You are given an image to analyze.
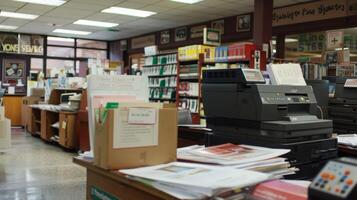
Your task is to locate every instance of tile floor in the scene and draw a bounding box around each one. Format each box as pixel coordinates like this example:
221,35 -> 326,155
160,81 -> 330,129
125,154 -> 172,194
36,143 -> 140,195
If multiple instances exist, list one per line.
0,129 -> 86,200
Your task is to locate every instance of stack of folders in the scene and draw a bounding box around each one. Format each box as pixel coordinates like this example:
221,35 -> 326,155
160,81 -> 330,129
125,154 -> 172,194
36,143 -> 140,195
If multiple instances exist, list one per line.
120,162 -> 271,200
177,144 -> 298,178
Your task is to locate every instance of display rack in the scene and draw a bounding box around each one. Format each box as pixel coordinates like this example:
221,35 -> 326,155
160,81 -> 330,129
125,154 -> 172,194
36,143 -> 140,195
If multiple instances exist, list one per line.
142,52 -> 178,103
177,54 -> 204,125
28,88 -> 82,150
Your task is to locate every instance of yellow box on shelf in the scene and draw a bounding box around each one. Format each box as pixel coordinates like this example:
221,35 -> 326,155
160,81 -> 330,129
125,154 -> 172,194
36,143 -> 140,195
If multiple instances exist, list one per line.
178,45 -> 212,61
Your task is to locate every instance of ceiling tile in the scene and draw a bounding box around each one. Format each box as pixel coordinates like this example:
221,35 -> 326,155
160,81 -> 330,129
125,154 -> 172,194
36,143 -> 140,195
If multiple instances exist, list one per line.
0,0 -> 314,40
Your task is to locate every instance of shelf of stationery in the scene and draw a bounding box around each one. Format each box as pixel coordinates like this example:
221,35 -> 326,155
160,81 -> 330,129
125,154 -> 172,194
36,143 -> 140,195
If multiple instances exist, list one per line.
149,86 -> 177,89
143,63 -> 178,67
149,98 -> 176,102
144,51 -> 178,58
144,52 -> 179,103
177,54 -> 204,125
147,74 -> 177,78
203,59 -> 250,64
203,59 -> 251,69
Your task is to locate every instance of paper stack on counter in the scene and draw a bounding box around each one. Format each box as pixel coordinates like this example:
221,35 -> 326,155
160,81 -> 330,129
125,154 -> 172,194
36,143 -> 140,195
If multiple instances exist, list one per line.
337,134 -> 357,147
250,180 -> 309,200
120,162 -> 272,200
177,144 -> 297,177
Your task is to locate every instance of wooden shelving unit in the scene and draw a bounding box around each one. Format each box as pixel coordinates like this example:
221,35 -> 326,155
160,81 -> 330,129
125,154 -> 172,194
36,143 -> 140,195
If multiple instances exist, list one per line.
177,54 -> 204,125
28,88 -> 83,150
143,52 -> 178,103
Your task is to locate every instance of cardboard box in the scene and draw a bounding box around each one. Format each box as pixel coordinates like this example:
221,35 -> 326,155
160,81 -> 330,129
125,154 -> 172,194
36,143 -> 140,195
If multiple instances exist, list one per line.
0,118 -> 11,150
94,105 -> 177,170
30,88 -> 45,97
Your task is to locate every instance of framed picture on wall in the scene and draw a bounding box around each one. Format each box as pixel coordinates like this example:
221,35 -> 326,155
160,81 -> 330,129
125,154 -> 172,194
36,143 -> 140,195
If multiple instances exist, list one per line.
160,30 -> 170,44
236,14 -> 251,32
175,27 -> 187,42
2,58 -> 27,94
211,19 -> 225,35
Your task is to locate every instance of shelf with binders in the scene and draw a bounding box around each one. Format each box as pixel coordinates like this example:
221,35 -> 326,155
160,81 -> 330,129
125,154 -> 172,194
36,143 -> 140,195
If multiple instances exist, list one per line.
143,53 -> 177,66
144,51 -> 178,58
144,52 -> 179,103
177,54 -> 204,125
203,58 -> 252,70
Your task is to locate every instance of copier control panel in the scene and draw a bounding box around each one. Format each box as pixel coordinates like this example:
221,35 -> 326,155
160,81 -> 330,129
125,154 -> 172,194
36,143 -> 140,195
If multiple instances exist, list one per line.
309,158 -> 357,200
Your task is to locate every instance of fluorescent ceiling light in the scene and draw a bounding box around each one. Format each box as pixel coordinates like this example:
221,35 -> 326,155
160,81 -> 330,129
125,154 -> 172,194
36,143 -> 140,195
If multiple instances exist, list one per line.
47,36 -> 74,42
271,38 -> 298,45
335,48 -> 349,51
0,11 -> 38,19
13,0 -> 66,6
53,29 -> 91,35
170,0 -> 204,4
0,25 -> 18,30
73,20 -> 118,28
285,38 -> 298,43
102,7 -> 157,17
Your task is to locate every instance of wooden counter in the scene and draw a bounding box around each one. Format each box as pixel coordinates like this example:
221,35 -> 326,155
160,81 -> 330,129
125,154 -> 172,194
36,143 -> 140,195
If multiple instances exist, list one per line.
3,95 -> 24,126
73,157 -> 178,200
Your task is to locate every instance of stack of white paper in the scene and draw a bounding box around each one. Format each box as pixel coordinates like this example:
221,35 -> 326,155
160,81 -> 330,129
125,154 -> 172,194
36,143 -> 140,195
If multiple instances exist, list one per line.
267,63 -> 306,86
120,162 -> 271,199
338,134 -> 357,147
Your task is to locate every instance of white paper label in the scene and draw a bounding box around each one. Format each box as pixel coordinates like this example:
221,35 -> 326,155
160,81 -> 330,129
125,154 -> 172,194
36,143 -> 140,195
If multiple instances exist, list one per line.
128,108 -> 156,124
8,87 -> 15,95
113,108 -> 158,149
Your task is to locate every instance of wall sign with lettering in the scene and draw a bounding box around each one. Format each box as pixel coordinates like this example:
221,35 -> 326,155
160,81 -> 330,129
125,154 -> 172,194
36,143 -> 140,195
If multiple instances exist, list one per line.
0,33 -> 44,55
190,25 -> 206,39
131,35 -> 156,49
273,0 -> 347,27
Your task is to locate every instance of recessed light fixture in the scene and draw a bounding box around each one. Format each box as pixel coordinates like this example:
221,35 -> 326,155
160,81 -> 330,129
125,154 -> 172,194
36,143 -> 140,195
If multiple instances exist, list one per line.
13,0 -> 66,6
53,29 -> 91,35
0,25 -> 18,30
170,0 -> 204,4
102,7 -> 157,17
47,36 -> 74,42
73,20 -> 118,28
0,11 -> 38,19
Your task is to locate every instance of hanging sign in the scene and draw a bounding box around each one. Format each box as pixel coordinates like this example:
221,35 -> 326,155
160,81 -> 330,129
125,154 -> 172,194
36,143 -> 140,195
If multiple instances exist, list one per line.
203,28 -> 221,46
326,31 -> 344,50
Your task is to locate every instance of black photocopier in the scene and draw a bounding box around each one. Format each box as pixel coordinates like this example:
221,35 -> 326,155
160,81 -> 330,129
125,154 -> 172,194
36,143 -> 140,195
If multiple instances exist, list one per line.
202,68 -> 337,179
328,77 -> 357,134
